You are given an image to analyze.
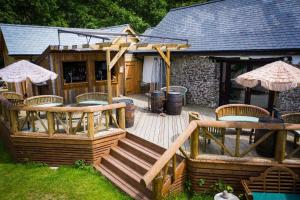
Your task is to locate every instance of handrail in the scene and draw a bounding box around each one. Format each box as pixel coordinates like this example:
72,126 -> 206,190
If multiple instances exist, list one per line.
141,121 -> 198,186
141,119 -> 300,187
12,102 -> 126,113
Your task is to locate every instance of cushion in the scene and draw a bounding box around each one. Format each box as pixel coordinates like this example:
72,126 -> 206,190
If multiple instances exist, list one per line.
253,192 -> 300,200
79,100 -> 108,105
33,103 -> 63,107
218,115 -> 259,122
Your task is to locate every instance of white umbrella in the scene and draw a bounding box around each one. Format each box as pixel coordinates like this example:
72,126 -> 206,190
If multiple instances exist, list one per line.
235,61 -> 300,92
0,60 -> 57,83
235,61 -> 300,111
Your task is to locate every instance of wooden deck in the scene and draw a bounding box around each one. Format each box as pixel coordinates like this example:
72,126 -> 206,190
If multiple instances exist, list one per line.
122,94 -> 300,159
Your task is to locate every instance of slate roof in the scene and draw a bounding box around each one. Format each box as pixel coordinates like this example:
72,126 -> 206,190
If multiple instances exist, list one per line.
143,0 -> 300,52
0,23 -> 130,55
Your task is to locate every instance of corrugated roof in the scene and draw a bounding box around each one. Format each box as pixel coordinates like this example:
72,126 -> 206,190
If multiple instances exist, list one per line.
0,23 -> 129,55
143,0 -> 300,52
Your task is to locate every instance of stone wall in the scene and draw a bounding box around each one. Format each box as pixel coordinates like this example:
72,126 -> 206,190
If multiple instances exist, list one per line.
277,64 -> 300,113
170,54 -> 220,107
278,87 -> 300,113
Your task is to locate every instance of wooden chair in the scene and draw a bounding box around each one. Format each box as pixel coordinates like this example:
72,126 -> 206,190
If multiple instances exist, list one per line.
188,112 -> 225,154
75,92 -> 108,104
282,113 -> 300,148
241,166 -> 300,200
216,104 -> 270,143
216,104 -> 270,120
24,95 -> 63,106
1,92 -> 24,106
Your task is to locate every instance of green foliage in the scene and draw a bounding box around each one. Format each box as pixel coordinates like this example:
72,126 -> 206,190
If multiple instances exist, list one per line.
74,159 -> 95,174
210,180 -> 234,193
0,0 -> 208,33
198,178 -> 205,187
184,178 -> 192,195
25,161 -> 48,168
0,140 -> 11,163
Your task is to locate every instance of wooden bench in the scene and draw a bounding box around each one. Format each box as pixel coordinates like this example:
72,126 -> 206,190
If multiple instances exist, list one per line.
241,166 -> 300,200
1,91 -> 24,106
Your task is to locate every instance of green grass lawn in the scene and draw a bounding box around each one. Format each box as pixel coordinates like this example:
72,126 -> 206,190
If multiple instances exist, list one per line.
0,141 -> 131,200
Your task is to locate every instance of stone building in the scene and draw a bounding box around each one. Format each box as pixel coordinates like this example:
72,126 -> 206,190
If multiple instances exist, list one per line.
136,0 -> 300,112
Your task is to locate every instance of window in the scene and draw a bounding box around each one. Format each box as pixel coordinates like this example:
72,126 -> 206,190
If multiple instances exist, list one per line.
95,61 -> 107,81
63,61 -> 87,83
95,61 -> 117,81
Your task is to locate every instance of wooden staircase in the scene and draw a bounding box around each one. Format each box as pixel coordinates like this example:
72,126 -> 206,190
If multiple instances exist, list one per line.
94,133 -> 168,200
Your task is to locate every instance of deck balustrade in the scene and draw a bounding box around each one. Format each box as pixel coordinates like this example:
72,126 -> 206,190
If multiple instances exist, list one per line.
141,116 -> 300,199
0,98 -> 126,139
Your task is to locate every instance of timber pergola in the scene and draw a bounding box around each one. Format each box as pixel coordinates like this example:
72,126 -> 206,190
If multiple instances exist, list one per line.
56,29 -> 190,104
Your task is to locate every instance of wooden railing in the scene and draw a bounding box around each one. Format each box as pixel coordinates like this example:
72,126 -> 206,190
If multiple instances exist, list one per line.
141,117 -> 300,199
0,99 -> 126,139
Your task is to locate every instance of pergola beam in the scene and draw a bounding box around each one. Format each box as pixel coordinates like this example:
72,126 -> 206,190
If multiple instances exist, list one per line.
109,47 -> 128,70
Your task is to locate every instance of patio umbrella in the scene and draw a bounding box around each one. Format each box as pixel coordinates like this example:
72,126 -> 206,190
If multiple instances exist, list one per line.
235,61 -> 300,111
0,60 -> 57,83
0,60 -> 57,97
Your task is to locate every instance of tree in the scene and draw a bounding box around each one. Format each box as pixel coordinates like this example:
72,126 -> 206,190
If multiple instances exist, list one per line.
0,0 -> 208,33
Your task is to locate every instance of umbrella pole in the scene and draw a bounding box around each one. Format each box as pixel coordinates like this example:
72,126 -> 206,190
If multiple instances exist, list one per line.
25,78 -> 33,97
268,90 -> 276,113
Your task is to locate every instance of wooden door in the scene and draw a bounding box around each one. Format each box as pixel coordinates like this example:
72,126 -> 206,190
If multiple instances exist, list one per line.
125,61 -> 142,95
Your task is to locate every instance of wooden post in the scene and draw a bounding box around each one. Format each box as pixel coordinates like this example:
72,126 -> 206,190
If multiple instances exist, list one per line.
235,128 -> 241,157
275,130 -> 287,163
190,126 -> 199,159
87,112 -> 95,138
9,110 -> 18,134
67,112 -> 73,134
117,107 -> 125,129
106,50 -> 112,104
166,49 -> 171,93
105,110 -> 109,129
152,175 -> 163,200
30,112 -> 35,132
172,155 -> 176,182
47,112 -> 55,137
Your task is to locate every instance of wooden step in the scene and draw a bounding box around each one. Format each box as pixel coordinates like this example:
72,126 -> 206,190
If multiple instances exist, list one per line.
110,147 -> 152,175
95,164 -> 151,200
118,138 -> 161,164
126,133 -> 165,154
101,155 -> 152,197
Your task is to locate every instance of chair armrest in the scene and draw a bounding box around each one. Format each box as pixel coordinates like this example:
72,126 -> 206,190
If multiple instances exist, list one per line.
241,180 -> 253,200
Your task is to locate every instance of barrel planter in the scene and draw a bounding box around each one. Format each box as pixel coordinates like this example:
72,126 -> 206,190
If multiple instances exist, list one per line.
116,99 -> 135,128
166,92 -> 182,115
255,117 -> 283,157
151,90 -> 164,113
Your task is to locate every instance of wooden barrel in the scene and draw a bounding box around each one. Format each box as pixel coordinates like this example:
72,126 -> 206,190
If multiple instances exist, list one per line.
151,91 -> 164,113
166,92 -> 182,115
116,99 -> 135,128
255,117 -> 283,157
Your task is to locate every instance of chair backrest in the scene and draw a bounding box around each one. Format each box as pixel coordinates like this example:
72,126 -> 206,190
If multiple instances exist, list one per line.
244,166 -> 300,193
161,86 -> 187,94
24,95 -> 63,106
1,92 -> 23,100
75,92 -> 108,103
215,104 -> 270,120
282,113 -> 300,124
